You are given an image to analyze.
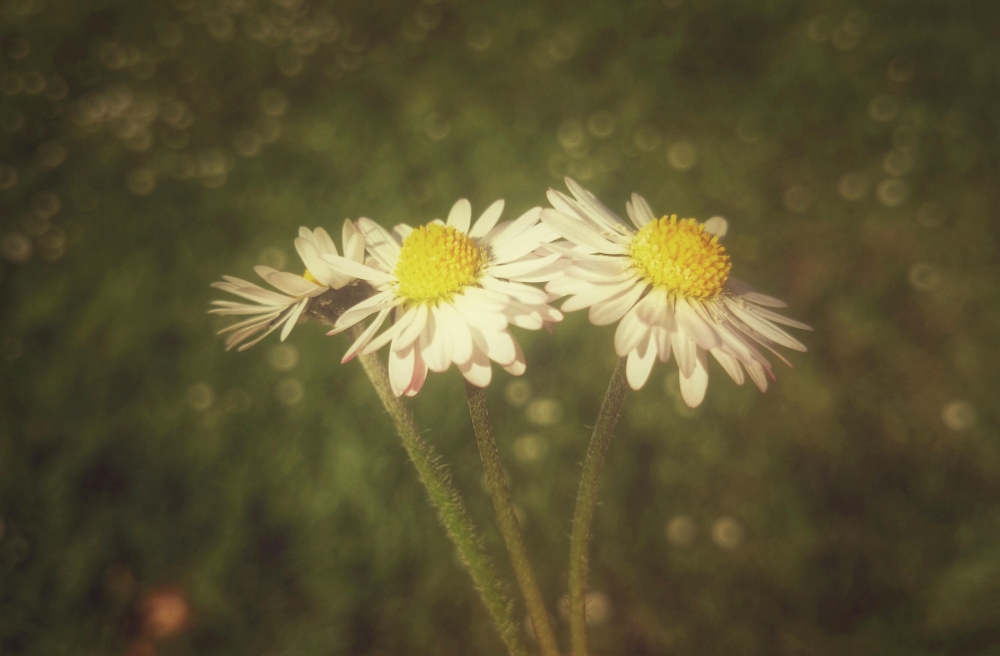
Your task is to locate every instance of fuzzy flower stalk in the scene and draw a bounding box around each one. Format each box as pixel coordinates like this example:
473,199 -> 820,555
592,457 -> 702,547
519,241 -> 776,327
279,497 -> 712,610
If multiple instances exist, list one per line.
543,178 -> 810,656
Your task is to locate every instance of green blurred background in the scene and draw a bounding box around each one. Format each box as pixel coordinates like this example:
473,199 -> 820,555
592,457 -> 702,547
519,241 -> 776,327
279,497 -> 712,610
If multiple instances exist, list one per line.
2,0 -> 999,654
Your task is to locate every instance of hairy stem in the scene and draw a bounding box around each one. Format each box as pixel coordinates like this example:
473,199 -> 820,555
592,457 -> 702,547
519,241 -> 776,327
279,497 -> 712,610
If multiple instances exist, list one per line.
568,358 -> 629,656
465,382 -> 561,656
347,326 -> 527,656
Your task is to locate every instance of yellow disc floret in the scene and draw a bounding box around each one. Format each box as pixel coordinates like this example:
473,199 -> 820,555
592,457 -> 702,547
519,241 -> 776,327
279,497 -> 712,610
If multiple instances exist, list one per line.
628,215 -> 731,298
395,224 -> 487,303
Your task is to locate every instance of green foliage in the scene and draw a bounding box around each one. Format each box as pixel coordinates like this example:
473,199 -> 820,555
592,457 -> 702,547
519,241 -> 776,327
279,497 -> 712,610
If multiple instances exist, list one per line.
2,0 -> 999,654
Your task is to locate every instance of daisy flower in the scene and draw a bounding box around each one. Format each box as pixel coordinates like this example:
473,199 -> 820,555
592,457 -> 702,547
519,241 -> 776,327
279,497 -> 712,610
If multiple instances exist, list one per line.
322,199 -> 564,396
541,178 -> 810,407
210,220 -> 364,351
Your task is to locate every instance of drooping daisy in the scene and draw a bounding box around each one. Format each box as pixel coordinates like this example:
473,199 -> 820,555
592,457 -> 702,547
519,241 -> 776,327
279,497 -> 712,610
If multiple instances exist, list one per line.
541,178 -> 810,407
322,199 -> 564,396
210,220 -> 364,351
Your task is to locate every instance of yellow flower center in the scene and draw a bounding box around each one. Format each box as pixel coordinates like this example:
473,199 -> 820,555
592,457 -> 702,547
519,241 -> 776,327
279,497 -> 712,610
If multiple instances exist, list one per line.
628,216 -> 731,298
395,224 -> 486,303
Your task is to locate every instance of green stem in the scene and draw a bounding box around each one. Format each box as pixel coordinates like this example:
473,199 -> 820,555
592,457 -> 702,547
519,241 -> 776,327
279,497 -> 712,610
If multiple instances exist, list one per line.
355,349 -> 528,656
568,358 -> 629,656
465,382 -> 561,656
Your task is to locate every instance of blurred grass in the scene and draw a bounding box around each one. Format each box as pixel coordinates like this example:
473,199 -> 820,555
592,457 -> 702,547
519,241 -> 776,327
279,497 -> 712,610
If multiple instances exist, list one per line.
1,0 -> 1000,654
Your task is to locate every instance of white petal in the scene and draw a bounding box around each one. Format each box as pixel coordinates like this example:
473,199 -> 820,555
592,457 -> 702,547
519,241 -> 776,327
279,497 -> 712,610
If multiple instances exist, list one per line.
671,331 -> 697,377
392,224 -> 413,242
674,297 -> 720,350
745,359 -> 769,392
404,347 -> 428,397
469,199 -> 505,239
501,340 -> 526,376
679,349 -> 709,407
458,347 -> 492,388
711,347 -> 745,385
540,209 -> 628,254
727,278 -> 787,307
723,297 -> 807,351
217,311 -> 281,336
423,308 -> 451,372
614,304 -> 649,357
447,199 -> 472,233
490,226 -> 562,264
343,219 -> 365,263
482,206 -> 540,247
453,295 -> 508,331
625,193 -> 656,228
214,277 -> 293,306
357,217 -> 401,270
626,332 -> 657,390
341,308 -> 391,362
742,304 -> 812,331
332,290 -> 401,332
633,287 -> 672,327
489,254 -> 562,280
564,178 -> 631,233
479,276 -> 548,304
469,326 -> 517,366
255,266 -> 327,297
320,254 -> 395,285
562,277 -> 642,313
703,216 -> 728,238
388,344 -> 416,397
587,280 -> 647,326
279,298 -> 309,341
654,326 -> 672,362
393,303 -> 429,352
436,301 -> 473,364
362,306 -> 417,354
462,287 -> 510,311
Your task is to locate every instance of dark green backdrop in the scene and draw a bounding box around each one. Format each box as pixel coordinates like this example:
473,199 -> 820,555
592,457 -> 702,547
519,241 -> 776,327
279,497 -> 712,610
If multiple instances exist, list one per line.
2,0 -> 999,654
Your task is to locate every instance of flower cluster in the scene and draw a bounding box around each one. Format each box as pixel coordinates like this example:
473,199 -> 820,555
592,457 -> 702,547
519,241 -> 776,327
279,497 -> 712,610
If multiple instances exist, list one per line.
212,180 -> 810,405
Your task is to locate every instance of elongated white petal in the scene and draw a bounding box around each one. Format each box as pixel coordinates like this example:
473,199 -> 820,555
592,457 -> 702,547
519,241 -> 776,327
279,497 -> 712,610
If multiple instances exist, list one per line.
453,295 -> 508,331
362,306 -> 417,354
388,343 -> 416,397
482,206 -> 541,247
625,193 -> 655,228
588,280 -> 646,326
447,199 -> 472,234
626,331 -> 658,390
479,276 -> 548,305
423,308 -> 451,372
214,277 -> 294,306
722,297 -> 807,351
320,254 -> 395,285
675,297 -> 720,350
679,349 -> 709,407
343,220 -> 365,263
255,266 -> 327,297
711,347 -> 744,385
357,217 -> 401,270
279,298 -> 309,341
459,347 -> 492,388
332,291 -> 402,332
469,199 -> 505,239
540,209 -> 627,254
436,301 -> 474,365
501,339 -> 526,376
562,277 -> 641,313
703,216 -> 728,238
341,308 -> 391,362
615,305 -> 649,357
393,303 -> 429,352
489,255 -> 563,286
671,331 -> 697,378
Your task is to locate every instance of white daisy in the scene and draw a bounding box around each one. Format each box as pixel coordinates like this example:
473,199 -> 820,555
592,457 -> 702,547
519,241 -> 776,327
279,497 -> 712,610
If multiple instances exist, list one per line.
541,178 -> 811,407
210,220 -> 364,351
322,199 -> 564,397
